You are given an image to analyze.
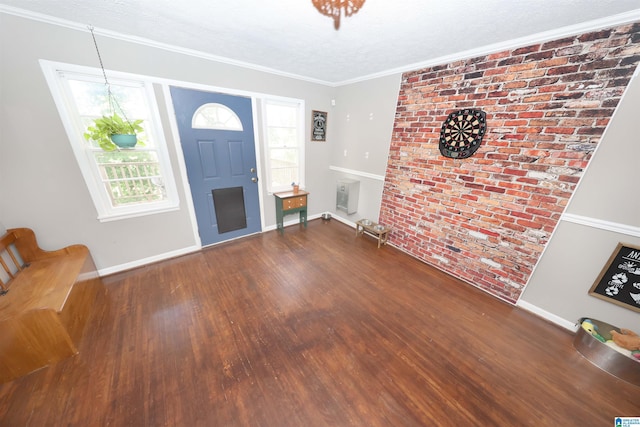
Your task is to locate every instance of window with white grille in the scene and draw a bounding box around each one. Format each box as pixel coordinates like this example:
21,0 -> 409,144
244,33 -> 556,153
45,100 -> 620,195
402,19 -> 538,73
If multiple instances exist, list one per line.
40,60 -> 179,221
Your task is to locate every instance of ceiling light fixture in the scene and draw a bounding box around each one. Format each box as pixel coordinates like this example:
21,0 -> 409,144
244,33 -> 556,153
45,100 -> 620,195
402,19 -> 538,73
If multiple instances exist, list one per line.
312,0 -> 366,30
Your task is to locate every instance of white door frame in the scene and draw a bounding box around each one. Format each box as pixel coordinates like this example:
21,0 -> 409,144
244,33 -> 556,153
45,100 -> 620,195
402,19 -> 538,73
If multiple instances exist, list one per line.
162,82 -> 266,248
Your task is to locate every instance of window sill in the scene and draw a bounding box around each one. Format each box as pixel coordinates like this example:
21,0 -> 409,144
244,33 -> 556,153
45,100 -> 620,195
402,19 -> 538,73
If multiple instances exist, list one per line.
97,204 -> 180,222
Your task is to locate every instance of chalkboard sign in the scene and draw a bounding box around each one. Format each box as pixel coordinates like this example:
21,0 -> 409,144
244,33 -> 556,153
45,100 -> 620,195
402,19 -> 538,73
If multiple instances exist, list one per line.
589,243 -> 640,313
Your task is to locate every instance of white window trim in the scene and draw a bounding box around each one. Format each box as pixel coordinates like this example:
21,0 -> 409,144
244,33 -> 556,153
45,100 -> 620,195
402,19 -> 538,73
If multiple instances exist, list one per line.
261,98 -> 305,194
40,60 -> 180,222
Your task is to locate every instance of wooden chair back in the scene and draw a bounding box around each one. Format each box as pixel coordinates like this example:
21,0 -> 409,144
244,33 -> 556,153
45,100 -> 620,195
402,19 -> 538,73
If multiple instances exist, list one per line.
0,230 -> 26,292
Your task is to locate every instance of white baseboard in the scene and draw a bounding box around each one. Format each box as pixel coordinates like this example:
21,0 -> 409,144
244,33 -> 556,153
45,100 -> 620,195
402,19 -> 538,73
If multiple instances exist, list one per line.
262,213 -> 324,232
101,215 -> 330,276
329,213 -> 356,228
98,244 -> 201,276
516,300 -> 579,332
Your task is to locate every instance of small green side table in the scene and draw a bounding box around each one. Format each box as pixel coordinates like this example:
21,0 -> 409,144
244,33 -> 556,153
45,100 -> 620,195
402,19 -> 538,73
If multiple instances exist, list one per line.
274,190 -> 309,234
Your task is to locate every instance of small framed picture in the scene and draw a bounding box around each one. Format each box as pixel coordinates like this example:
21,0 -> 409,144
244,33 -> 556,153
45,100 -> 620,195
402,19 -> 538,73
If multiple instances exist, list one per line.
311,110 -> 327,142
589,242 -> 640,313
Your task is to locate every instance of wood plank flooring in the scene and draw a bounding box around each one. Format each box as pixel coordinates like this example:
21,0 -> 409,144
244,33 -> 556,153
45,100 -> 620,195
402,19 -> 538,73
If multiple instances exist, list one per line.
0,219 -> 638,426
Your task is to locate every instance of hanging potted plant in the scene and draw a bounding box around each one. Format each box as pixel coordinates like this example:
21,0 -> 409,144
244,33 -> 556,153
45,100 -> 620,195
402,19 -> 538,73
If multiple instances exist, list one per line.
83,26 -> 145,151
84,113 -> 145,151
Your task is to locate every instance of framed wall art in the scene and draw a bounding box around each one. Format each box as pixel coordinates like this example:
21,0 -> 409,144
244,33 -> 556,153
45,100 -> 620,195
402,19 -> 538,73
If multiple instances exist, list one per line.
589,242 -> 640,313
311,110 -> 327,141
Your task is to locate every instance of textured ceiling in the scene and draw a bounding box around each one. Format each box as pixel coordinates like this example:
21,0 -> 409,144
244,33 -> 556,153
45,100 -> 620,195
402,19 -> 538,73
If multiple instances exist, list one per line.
2,0 -> 640,84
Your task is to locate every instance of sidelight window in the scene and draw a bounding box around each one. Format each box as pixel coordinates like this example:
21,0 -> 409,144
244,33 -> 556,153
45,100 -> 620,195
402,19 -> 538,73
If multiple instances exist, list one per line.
262,98 -> 305,193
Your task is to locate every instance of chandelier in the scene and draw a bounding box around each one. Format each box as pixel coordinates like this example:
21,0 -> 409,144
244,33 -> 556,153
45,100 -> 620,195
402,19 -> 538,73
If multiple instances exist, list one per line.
312,0 -> 366,30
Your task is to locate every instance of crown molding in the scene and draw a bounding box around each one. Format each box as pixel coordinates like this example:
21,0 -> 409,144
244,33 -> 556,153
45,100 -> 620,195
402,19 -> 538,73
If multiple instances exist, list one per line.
2,5 -> 640,88
0,5 -> 335,87
334,9 -> 640,86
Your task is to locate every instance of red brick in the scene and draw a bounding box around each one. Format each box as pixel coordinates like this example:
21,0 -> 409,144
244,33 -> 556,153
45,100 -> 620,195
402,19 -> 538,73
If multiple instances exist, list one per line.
544,127 -> 575,134
578,29 -> 613,42
488,51 -> 511,60
516,126 -> 543,134
538,84 -> 569,93
508,62 -> 537,72
517,70 -> 548,79
537,57 -> 570,68
529,119 -> 560,127
525,207 -> 555,218
523,94 -> 553,103
504,119 -> 529,126
580,58 -> 621,70
525,51 -> 555,61
547,65 -> 581,75
542,37 -> 577,50
517,111 -> 545,119
558,175 -> 581,184
576,127 -> 604,136
513,45 -> 541,55
503,168 -> 528,176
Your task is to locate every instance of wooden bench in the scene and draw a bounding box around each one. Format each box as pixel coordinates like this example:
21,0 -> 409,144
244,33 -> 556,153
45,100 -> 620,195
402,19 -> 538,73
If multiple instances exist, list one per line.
0,228 -> 104,383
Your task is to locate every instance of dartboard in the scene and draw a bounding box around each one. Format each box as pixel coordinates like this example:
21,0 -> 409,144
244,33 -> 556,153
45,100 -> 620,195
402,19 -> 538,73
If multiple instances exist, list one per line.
439,109 -> 486,159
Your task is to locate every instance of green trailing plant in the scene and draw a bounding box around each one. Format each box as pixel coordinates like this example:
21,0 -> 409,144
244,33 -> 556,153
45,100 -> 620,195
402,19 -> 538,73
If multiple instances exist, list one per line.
84,113 -> 145,151
85,27 -> 145,151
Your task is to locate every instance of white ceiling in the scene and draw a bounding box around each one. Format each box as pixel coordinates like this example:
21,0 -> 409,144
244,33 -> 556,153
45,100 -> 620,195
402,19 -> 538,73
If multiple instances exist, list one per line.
2,0 -> 640,84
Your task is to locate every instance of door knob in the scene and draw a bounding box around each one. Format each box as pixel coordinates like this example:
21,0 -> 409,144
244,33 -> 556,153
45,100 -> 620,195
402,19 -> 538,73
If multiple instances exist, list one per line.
251,177 -> 258,183
250,167 -> 256,173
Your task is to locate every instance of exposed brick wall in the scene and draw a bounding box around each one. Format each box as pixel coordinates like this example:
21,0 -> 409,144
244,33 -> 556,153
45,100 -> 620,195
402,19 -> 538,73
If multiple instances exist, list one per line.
380,22 -> 640,303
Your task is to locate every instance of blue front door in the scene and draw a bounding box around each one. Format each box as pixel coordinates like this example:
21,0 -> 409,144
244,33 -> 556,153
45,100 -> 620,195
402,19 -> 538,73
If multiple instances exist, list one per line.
171,87 -> 261,246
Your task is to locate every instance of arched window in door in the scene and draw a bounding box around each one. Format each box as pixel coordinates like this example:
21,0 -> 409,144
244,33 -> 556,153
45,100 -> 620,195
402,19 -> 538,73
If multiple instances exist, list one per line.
192,103 -> 243,131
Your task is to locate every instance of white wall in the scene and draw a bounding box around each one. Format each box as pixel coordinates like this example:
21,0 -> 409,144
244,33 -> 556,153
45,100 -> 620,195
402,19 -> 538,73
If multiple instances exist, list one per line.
0,13 -> 335,272
520,69 -> 640,331
328,74 -> 401,223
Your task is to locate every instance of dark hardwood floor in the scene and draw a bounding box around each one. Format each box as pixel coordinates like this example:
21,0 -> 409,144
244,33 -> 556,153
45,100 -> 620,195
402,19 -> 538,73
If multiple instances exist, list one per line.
0,219 -> 638,426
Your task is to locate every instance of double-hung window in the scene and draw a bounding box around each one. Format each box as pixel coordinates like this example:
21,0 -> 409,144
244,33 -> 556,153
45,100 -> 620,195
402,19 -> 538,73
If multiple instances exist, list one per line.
40,60 -> 178,221
262,99 -> 305,193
